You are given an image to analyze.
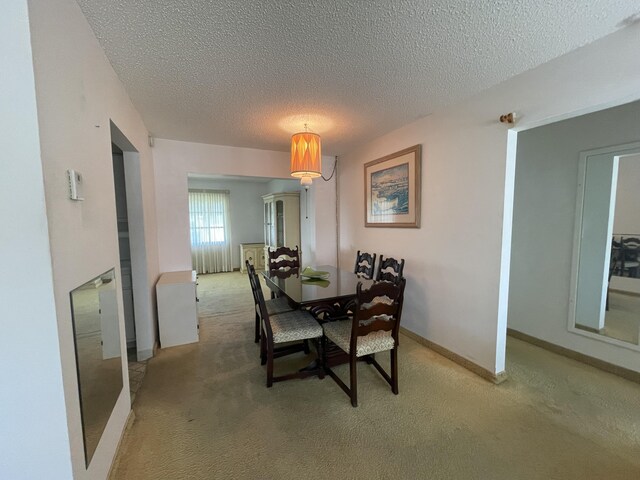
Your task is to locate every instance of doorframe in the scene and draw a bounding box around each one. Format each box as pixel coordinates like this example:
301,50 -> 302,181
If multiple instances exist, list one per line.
110,121 -> 154,361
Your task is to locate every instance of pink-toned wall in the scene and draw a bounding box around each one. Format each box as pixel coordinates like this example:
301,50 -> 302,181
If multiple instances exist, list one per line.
153,138 -> 337,273
24,0 -> 160,477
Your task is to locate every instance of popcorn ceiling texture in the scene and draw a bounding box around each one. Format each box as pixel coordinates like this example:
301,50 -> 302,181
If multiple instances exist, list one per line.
109,272 -> 640,479
76,0 -> 640,154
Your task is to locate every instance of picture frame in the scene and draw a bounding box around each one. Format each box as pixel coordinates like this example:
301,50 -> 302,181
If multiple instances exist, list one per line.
364,144 -> 421,228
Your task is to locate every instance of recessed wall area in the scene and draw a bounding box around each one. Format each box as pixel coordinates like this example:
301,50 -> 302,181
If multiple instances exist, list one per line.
509,99 -> 640,372
153,139 -> 337,274
186,175 -> 300,270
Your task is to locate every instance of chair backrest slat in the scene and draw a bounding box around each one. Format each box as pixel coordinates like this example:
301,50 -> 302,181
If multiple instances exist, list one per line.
354,250 -> 376,279
356,301 -> 398,321
375,255 -> 405,284
351,279 -> 406,342
268,245 -> 300,271
357,318 -> 396,337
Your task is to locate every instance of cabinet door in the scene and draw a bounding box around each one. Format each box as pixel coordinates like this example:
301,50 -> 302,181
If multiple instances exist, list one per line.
276,200 -> 284,247
264,201 -> 275,246
245,247 -> 257,266
256,247 -> 266,269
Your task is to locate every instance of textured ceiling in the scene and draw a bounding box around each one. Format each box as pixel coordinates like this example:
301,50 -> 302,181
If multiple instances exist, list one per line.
76,0 -> 640,155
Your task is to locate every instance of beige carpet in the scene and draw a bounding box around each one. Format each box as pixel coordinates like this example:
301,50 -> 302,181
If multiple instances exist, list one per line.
110,272 -> 640,479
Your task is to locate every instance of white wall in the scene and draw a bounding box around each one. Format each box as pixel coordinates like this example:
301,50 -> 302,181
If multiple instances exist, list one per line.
187,177 -> 271,269
25,0 -> 160,477
510,101 -> 640,372
338,23 -> 640,376
153,139 -> 337,273
0,1 -> 72,478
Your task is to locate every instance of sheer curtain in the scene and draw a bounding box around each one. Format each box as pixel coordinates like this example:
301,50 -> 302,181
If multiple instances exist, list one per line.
188,190 -> 233,274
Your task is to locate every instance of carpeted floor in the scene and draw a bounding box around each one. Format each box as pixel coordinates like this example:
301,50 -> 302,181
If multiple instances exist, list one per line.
110,272 -> 640,479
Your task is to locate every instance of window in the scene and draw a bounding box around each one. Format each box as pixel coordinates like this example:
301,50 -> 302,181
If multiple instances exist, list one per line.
188,190 -> 233,273
189,191 -> 228,245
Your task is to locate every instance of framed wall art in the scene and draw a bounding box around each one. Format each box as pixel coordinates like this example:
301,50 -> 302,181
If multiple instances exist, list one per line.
364,144 -> 421,228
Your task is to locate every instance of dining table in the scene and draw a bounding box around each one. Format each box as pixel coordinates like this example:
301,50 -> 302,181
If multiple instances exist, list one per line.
262,264 -> 374,317
261,265 -> 375,367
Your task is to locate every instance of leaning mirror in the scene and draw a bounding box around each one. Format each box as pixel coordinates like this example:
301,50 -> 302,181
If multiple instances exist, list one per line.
70,268 -> 123,466
571,144 -> 640,347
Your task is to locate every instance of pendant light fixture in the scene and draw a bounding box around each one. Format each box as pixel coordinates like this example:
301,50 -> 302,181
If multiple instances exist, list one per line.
290,124 -> 321,186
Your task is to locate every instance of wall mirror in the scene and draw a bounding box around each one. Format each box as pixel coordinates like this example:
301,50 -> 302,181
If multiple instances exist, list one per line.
70,268 -> 124,466
570,143 -> 640,348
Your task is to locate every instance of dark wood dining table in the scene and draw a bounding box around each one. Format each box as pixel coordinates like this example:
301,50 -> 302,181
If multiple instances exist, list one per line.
262,265 -> 374,318
262,265 -> 375,368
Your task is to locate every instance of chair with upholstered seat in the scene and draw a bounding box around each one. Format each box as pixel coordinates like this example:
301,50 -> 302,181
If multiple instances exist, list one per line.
252,269 -> 324,387
375,255 -> 405,284
354,250 -> 376,279
322,279 -> 406,407
246,260 -> 294,343
268,245 -> 300,272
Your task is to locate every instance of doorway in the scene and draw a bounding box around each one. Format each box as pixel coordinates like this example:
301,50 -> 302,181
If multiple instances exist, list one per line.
507,99 -> 640,372
110,121 -> 154,362
112,143 -> 136,353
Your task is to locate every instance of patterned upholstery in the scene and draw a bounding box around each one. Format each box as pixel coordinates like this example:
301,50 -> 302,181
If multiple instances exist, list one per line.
323,320 -> 395,357
266,297 -> 293,315
270,310 -> 322,344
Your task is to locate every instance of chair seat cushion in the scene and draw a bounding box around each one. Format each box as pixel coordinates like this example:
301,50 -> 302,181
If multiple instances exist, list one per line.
270,310 -> 322,344
323,320 -> 395,357
266,297 -> 293,315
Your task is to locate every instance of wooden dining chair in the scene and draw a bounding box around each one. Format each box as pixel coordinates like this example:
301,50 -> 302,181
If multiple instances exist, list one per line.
620,236 -> 640,278
375,255 -> 405,284
322,279 -> 406,407
354,250 -> 376,279
268,245 -> 300,271
246,260 -> 294,343
253,269 -> 324,387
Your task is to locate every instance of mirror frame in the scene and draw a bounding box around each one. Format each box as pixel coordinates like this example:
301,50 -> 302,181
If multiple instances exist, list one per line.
69,268 -> 124,467
568,141 -> 640,351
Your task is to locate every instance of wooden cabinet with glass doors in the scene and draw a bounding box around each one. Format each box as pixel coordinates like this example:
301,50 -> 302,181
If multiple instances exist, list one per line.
262,192 -> 300,270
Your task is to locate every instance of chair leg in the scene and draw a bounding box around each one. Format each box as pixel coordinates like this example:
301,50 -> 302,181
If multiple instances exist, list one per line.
316,338 -> 325,380
350,355 -> 358,407
260,327 -> 267,365
266,341 -> 274,388
321,335 -> 327,368
254,312 -> 260,343
303,339 -> 310,354
391,348 -> 398,395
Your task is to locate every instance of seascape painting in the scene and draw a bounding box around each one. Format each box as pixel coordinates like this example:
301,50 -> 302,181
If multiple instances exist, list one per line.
371,163 -> 409,215
364,144 -> 421,227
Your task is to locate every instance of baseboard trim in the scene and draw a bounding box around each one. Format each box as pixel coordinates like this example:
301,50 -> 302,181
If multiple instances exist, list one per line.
609,288 -> 640,298
108,410 -> 135,480
575,324 -> 601,334
400,327 -> 507,384
507,328 -> 640,384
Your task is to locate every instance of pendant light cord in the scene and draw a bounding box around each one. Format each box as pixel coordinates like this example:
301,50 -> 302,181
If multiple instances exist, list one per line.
322,156 -> 338,181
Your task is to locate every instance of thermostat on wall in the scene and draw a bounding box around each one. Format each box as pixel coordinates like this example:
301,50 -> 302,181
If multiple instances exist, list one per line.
67,169 -> 84,201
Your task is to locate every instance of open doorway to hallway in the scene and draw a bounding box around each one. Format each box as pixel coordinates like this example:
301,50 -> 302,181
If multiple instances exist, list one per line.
109,122 -> 153,400
507,99 -> 640,379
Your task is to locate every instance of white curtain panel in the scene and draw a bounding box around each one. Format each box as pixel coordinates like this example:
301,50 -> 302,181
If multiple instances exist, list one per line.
189,190 -> 233,274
